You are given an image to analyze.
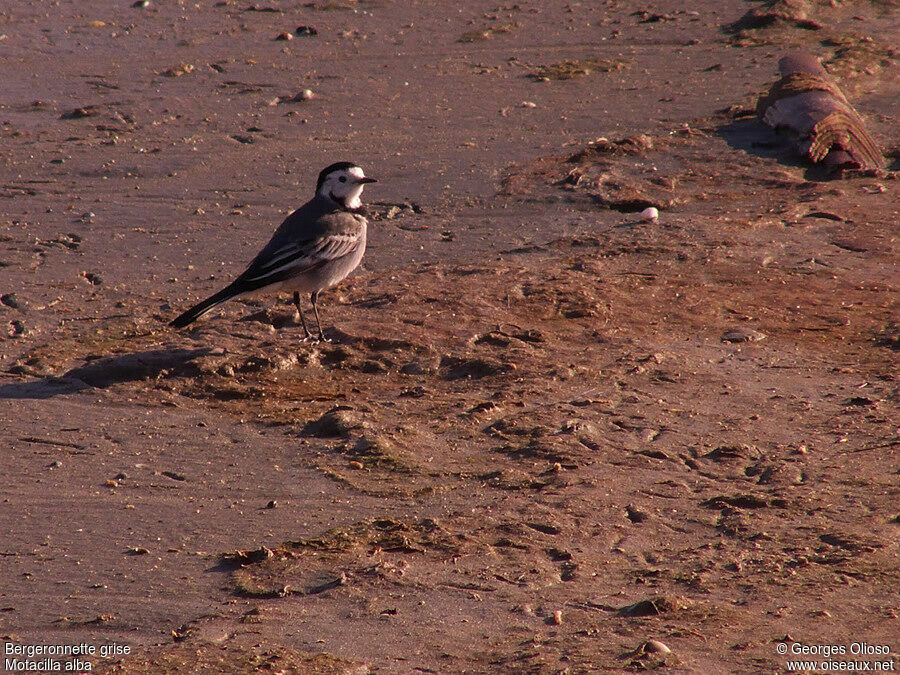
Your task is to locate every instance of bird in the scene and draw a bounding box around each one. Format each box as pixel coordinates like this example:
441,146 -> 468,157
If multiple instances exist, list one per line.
170,161 -> 376,341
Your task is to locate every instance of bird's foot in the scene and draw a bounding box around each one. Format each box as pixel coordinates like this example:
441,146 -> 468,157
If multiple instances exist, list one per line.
298,333 -> 330,345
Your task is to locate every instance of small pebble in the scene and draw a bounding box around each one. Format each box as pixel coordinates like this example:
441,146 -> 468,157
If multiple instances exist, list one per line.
644,639 -> 671,654
8,320 -> 26,338
0,293 -> 23,309
275,32 -> 293,41
551,610 -> 563,625
296,25 -> 317,36
520,101 -> 537,108
132,0 -> 150,6
625,504 -> 648,523
295,89 -> 314,101
61,107 -> 94,119
721,327 -> 766,343
640,206 -> 659,223
266,500 -> 277,509
162,63 -> 194,77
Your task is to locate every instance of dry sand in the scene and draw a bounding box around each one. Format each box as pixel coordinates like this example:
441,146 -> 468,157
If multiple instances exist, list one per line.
1,0 -> 897,672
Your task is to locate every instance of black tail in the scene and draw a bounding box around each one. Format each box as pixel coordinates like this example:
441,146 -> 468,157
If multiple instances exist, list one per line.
170,287 -> 237,328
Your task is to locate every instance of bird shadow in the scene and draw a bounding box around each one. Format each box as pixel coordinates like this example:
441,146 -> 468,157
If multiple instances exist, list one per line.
0,347 -> 212,400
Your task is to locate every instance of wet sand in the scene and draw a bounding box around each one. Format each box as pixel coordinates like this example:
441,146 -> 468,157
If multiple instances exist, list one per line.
1,0 -> 897,672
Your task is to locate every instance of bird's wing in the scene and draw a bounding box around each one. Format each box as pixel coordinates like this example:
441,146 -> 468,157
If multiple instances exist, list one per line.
238,228 -> 363,286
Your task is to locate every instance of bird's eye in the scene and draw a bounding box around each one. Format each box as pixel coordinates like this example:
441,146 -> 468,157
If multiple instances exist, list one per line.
339,176 -> 347,183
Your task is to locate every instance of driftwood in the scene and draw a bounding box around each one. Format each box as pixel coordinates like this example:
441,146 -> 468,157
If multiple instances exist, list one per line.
757,51 -> 884,173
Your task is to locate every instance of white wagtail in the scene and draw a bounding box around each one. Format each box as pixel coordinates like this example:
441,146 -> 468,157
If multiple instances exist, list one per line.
170,161 -> 376,341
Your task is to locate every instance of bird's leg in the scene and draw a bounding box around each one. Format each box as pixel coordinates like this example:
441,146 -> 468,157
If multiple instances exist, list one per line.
293,291 -> 314,340
310,291 -> 327,342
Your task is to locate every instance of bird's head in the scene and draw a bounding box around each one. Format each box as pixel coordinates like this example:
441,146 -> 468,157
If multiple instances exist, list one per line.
316,162 -> 377,209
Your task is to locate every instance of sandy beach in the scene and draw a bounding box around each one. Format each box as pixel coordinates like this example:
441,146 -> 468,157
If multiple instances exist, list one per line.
1,0 -> 897,671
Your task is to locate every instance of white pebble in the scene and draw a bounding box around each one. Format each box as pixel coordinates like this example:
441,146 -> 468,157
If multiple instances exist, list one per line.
645,639 -> 671,654
640,207 -> 659,223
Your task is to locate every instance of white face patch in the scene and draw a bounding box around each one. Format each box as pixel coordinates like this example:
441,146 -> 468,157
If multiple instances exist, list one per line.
320,166 -> 369,209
